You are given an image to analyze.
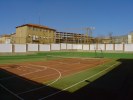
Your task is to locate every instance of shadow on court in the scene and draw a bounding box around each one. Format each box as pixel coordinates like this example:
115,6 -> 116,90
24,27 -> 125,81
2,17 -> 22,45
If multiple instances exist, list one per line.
0,59 -> 133,100
0,68 -> 70,100
45,59 -> 133,100
70,59 -> 133,100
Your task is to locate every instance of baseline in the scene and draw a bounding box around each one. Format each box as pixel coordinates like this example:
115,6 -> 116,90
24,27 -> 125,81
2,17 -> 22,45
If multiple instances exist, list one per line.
38,62 -> 119,100
17,64 -> 62,95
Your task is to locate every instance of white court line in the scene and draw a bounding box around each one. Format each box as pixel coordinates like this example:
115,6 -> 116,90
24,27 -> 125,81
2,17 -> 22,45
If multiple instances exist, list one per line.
0,59 -> 105,99
17,64 -> 62,95
31,63 -> 92,80
0,64 -> 48,100
0,65 -> 47,81
0,59 -> 102,81
17,67 -> 26,71
31,60 -> 102,81
17,65 -> 41,70
38,62 -> 119,100
59,61 -> 80,65
20,65 -> 47,77
0,83 -> 24,100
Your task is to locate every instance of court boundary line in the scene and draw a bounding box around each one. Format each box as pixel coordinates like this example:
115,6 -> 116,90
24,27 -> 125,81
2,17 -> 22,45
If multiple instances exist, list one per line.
0,58 -> 110,100
0,65 -> 47,81
31,62 -> 100,80
0,65 -> 48,98
17,59 -> 107,94
31,62 -> 92,79
17,64 -> 62,95
0,64 -> 61,98
38,62 -> 119,100
46,55 -> 102,59
0,83 -> 24,100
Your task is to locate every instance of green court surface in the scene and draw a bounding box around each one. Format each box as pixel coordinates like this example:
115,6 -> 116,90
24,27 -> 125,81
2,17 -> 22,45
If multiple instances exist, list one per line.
0,51 -> 133,64
0,51 -> 133,100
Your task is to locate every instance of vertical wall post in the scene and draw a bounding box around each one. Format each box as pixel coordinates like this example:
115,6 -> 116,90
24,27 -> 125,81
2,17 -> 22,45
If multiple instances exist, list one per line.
66,43 -> 67,50
26,44 -> 28,52
123,43 -> 125,52
96,43 -> 98,50
38,44 -> 40,52
105,43 -> 106,51
12,44 -> 15,53
113,43 -> 115,51
60,43 -> 61,51
50,43 -> 51,51
89,43 -> 90,51
82,43 -> 83,51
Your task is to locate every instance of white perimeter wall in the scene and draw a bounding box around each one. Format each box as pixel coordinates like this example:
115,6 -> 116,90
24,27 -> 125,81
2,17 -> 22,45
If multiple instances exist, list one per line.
67,44 -> 72,49
97,44 -> 105,50
61,43 -> 67,49
14,44 -> 26,52
28,44 -> 38,51
83,44 -> 89,50
115,44 -> 123,51
1,43 -> 133,53
90,44 -> 96,50
51,44 -> 60,50
77,44 -> 82,49
106,44 -> 114,51
39,44 -> 50,51
0,44 -> 12,52
73,44 -> 82,50
125,44 -> 133,51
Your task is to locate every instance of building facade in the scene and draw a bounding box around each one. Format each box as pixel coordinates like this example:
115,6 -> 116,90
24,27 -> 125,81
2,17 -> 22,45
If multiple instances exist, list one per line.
112,35 -> 128,44
13,24 -> 56,44
95,35 -> 128,44
56,32 -> 93,44
128,32 -> 133,43
0,34 -> 11,44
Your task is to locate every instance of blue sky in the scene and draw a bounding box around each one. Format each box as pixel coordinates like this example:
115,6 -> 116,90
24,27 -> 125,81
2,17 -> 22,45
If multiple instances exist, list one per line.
0,0 -> 133,37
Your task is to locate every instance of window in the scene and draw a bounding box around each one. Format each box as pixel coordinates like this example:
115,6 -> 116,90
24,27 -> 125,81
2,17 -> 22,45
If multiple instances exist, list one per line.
33,35 -> 36,40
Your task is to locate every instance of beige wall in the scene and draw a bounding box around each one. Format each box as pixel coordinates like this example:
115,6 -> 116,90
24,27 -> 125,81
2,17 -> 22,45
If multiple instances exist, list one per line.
0,36 -> 11,44
128,34 -> 133,43
14,26 -> 56,44
15,26 -> 27,44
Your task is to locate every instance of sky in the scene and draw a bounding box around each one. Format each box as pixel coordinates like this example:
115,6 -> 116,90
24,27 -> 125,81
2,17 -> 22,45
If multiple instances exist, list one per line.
0,0 -> 133,37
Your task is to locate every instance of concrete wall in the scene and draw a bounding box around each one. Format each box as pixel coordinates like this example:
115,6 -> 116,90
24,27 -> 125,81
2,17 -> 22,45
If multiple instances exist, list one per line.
97,44 -> 105,50
51,44 -> 60,50
0,44 -> 12,52
125,44 -> 133,51
77,44 -> 82,50
61,43 -> 67,50
83,44 -> 89,50
67,44 -> 72,49
90,44 -> 96,50
28,44 -> 38,51
14,44 -> 26,52
1,43 -> 133,53
106,44 -> 114,51
39,44 -> 50,51
73,44 -> 82,50
115,44 -> 123,51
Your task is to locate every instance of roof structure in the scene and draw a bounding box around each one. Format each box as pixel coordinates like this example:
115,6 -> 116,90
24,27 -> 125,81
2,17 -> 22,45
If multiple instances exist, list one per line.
16,23 -> 56,31
0,34 -> 11,37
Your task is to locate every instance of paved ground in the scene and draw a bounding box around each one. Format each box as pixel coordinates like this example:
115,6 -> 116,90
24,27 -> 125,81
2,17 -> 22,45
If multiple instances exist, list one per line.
0,59 -> 133,100
0,58 -> 108,100
45,59 -> 133,100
